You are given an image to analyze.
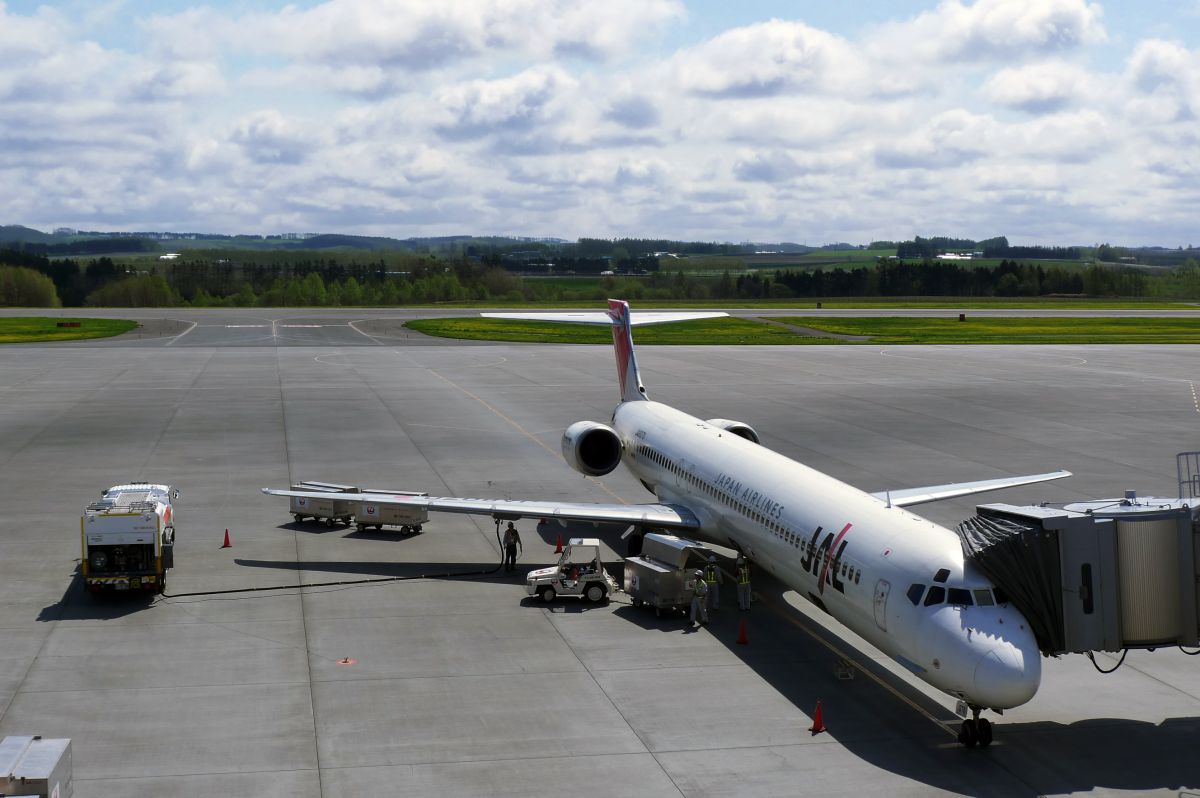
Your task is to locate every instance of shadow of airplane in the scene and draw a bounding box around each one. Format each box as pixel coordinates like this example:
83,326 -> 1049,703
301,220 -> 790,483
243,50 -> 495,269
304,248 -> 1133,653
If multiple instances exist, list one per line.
232,520 -> 1200,796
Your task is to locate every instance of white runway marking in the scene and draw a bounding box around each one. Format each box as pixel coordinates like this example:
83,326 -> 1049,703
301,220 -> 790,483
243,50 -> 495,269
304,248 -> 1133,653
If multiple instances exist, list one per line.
164,320 -> 198,346
224,325 -> 269,328
348,319 -> 388,345
1191,382 -> 1199,413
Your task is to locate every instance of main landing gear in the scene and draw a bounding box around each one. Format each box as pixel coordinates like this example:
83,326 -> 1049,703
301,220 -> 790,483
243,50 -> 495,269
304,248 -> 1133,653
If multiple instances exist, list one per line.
957,705 -> 993,748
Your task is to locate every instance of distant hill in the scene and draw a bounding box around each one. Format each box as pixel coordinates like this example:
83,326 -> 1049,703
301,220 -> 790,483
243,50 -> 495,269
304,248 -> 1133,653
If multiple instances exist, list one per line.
290,233 -> 414,251
0,225 -> 54,244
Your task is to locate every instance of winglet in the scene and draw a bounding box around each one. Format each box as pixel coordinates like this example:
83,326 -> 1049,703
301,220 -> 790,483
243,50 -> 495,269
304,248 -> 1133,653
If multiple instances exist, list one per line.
608,299 -> 647,402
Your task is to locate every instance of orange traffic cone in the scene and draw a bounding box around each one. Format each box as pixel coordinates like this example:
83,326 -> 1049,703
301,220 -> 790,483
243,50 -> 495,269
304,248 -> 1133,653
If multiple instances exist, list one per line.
809,700 -> 826,735
736,619 -> 749,645
221,528 -> 232,549
554,534 -> 563,553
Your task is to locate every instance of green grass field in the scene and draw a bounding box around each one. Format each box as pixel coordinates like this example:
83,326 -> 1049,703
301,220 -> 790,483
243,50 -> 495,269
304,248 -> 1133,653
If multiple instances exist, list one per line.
405,297 -> 1194,310
408,314 -> 1200,345
767,316 -> 1200,344
407,317 -> 819,344
0,318 -> 138,343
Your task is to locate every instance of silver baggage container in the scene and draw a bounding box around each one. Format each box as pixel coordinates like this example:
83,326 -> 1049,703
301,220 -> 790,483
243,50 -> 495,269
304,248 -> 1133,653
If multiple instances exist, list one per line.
356,493 -> 428,533
1,736 -> 72,798
624,533 -> 709,615
288,481 -> 359,527
0,735 -> 34,795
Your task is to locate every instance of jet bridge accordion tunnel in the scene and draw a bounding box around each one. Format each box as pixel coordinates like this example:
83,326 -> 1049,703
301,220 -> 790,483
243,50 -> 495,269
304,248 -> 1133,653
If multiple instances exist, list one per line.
955,453 -> 1200,657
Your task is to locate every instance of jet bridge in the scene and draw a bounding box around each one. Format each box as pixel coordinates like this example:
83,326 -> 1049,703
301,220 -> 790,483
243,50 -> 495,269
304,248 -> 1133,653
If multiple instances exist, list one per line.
956,452 -> 1200,657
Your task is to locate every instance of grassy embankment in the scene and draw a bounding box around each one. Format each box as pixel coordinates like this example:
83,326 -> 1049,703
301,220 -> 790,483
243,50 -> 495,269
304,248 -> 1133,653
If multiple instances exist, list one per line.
408,315 -> 1200,345
399,297 -> 1194,309
406,317 -> 814,344
0,318 -> 137,343
767,317 -> 1200,344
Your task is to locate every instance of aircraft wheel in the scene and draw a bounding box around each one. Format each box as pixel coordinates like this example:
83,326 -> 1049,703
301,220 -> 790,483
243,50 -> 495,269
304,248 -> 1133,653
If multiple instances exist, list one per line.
539,586 -> 556,603
958,719 -> 978,748
977,718 -> 993,747
294,514 -> 304,523
585,583 -> 607,603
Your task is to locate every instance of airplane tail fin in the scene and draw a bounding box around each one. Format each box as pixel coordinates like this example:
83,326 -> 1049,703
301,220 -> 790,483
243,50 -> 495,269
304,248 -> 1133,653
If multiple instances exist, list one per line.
608,299 -> 647,402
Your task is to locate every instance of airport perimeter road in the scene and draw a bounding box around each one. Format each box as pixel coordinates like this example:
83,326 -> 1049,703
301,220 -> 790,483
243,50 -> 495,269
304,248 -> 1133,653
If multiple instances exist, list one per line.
1,323 -> 1198,796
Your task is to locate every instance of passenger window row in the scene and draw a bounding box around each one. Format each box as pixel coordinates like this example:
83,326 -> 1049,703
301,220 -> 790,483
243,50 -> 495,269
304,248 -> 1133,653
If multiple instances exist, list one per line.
634,444 -> 863,587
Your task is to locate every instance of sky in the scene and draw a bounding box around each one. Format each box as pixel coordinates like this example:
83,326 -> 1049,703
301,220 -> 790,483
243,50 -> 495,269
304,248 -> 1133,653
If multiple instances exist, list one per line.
2,0 -> 1199,245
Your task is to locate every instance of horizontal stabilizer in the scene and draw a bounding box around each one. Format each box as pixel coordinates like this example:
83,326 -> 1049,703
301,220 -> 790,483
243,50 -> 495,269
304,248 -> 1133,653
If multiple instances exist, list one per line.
263,487 -> 700,528
872,470 -> 1071,508
480,311 -> 728,326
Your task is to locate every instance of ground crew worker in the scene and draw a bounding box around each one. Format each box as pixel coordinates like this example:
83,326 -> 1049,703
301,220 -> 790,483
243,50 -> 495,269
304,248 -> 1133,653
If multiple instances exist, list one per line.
502,522 -> 522,572
690,569 -> 709,626
736,555 -> 752,611
704,555 -> 722,611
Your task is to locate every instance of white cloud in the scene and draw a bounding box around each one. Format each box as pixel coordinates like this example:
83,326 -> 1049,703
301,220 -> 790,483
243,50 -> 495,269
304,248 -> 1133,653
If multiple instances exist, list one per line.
1124,39 -> 1199,122
434,66 -> 576,143
231,110 -> 320,164
984,61 -> 1094,113
145,0 -> 683,77
2,0 -> 1199,245
874,110 -> 996,169
667,20 -> 865,98
872,0 -> 1106,62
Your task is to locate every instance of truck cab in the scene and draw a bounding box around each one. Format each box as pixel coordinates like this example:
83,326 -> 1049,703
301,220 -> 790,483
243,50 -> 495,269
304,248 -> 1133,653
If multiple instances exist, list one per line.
525,538 -> 618,603
82,483 -> 178,593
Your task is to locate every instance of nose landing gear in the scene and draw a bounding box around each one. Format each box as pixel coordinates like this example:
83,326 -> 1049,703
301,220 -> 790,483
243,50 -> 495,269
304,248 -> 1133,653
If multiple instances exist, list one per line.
957,705 -> 993,747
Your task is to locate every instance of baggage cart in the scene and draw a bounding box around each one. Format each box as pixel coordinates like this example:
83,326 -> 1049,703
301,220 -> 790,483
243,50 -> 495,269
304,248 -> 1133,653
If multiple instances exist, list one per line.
1,735 -> 72,798
356,492 -> 428,534
624,533 -> 710,616
289,481 -> 359,527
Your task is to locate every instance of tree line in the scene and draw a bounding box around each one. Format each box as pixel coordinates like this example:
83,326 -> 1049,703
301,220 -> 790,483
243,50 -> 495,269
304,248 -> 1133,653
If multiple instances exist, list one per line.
4,247 -> 1200,307
895,235 -> 1082,260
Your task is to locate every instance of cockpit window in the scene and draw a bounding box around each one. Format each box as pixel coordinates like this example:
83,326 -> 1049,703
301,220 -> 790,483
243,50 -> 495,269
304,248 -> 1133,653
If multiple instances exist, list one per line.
924,585 -> 945,606
947,588 -> 973,606
933,568 -> 950,583
906,583 -> 925,606
973,589 -> 995,607
992,586 -> 1009,605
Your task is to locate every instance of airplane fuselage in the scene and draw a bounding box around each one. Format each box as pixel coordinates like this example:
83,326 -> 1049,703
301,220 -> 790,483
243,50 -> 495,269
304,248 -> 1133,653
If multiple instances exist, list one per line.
613,399 -> 1041,710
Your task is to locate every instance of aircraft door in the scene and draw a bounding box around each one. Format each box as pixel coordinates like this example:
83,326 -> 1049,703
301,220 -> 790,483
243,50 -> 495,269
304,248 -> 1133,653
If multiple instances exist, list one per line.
873,579 -> 890,632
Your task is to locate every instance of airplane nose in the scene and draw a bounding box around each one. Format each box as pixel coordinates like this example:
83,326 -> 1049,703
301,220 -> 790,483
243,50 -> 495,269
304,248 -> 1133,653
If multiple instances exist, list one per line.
973,643 -> 1040,709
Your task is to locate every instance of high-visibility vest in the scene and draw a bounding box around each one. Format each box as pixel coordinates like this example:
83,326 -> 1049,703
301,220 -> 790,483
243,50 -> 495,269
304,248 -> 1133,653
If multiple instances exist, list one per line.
704,565 -> 718,584
737,565 -> 751,584
694,580 -> 708,597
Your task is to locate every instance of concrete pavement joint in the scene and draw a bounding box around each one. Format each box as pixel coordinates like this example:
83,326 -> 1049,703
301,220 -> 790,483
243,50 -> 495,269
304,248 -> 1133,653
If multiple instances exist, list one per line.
543,610 -> 687,797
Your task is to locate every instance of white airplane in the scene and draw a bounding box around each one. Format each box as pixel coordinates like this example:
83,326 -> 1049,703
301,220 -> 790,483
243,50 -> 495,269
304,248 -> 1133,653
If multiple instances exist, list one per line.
264,300 -> 1070,747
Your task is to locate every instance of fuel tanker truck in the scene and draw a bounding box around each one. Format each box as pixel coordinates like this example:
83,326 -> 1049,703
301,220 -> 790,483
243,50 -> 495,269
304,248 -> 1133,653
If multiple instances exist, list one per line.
81,483 -> 178,593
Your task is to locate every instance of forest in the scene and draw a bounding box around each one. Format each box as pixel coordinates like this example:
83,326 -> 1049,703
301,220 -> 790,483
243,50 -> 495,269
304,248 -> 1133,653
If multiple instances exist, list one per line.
2,247 -> 1199,308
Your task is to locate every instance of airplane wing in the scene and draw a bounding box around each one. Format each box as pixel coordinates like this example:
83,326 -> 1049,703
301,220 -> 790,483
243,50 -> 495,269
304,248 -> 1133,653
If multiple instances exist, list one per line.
871,470 -> 1071,508
480,311 -> 728,326
262,488 -> 701,528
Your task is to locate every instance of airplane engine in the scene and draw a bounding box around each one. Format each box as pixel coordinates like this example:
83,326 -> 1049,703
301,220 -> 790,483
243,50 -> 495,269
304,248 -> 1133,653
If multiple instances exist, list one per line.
705,418 -> 760,444
561,420 -> 623,477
